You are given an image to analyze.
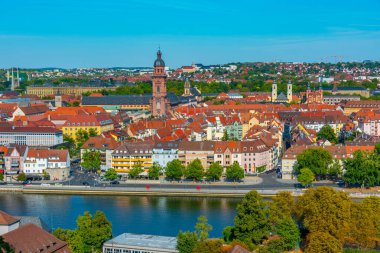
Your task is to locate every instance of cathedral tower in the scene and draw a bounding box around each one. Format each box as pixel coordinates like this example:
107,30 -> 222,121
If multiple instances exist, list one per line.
287,79 -> 292,102
150,50 -> 170,117
271,80 -> 277,102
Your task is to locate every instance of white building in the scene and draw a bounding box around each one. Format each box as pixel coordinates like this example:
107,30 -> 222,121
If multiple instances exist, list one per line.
24,149 -> 70,180
152,141 -> 179,168
103,233 -> 178,253
0,127 -> 63,147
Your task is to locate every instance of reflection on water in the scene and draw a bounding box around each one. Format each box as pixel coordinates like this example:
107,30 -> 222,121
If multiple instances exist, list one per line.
0,193 -> 240,237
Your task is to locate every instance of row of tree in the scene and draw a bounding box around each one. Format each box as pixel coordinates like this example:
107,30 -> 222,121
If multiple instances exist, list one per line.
295,144 -> 380,187
159,159 -> 244,182
178,187 -> 380,253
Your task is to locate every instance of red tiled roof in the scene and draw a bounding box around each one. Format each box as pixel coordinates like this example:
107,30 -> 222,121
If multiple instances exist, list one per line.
0,210 -> 20,225
2,223 -> 71,253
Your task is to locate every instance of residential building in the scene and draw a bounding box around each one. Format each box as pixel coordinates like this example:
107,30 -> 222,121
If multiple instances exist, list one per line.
214,141 -> 241,168
178,141 -> 215,168
0,211 -> 20,236
152,141 -> 179,168
103,233 -> 178,253
24,149 -> 70,180
62,114 -> 114,140
112,140 -> 154,174
323,95 -> 360,105
342,100 -> 380,115
225,116 -> 243,140
3,145 -> 28,176
0,127 -> 63,146
81,136 -> 118,170
11,104 -> 49,120
2,223 -> 71,253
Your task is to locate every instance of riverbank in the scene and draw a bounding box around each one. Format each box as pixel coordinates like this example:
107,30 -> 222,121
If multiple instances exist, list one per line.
0,185 -> 378,199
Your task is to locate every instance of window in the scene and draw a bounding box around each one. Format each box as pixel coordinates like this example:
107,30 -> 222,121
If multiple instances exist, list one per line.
104,248 -> 113,253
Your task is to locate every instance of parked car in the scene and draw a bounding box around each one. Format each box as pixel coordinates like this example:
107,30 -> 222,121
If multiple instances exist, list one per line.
82,181 -> 90,186
110,180 -> 120,185
22,180 -> 32,186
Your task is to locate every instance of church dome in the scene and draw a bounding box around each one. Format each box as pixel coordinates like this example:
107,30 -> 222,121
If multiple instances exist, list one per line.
154,50 -> 165,67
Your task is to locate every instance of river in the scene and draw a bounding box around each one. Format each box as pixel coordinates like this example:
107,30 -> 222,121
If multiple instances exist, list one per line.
0,193 -> 241,237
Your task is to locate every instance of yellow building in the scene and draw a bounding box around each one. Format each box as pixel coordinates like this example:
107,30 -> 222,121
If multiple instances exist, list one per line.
62,114 -> 114,141
111,141 -> 154,174
27,85 -> 117,97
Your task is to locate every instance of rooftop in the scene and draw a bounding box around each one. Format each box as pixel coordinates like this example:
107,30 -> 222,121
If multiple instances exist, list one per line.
104,233 -> 177,250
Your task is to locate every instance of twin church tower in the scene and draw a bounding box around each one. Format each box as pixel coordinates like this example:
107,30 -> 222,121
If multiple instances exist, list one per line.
271,79 -> 293,103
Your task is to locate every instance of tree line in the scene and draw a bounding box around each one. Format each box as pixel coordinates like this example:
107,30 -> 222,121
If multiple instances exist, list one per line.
177,187 -> 380,253
295,144 -> 380,187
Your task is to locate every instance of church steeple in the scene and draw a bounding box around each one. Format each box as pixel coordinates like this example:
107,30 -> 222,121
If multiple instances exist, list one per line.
287,79 -> 292,102
183,78 -> 191,97
271,79 -> 277,102
151,49 -> 169,117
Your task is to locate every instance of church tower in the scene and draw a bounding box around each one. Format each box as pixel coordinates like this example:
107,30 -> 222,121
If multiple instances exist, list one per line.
287,79 -> 292,102
151,50 -> 169,117
271,80 -> 277,102
55,90 -> 62,108
183,78 -> 191,96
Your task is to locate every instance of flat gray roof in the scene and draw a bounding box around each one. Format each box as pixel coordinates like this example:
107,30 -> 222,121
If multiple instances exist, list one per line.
104,233 -> 177,250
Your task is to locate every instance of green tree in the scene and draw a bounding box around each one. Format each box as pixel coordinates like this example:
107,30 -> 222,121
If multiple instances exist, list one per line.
185,159 -> 204,181
165,159 -> 184,180
148,162 -> 162,179
222,130 -> 229,141
195,216 -> 212,242
0,236 -> 13,253
53,228 -> 85,253
257,239 -> 286,253
54,211 -> 112,253
75,129 -> 90,148
191,239 -> 223,253
0,173 -> 3,181
176,231 -> 198,253
104,168 -> 118,181
328,159 -> 342,179
42,170 -> 50,180
296,148 -> 333,180
297,168 -> 315,187
129,160 -> 144,179
349,196 -> 380,249
205,162 -> 223,181
233,190 -> 270,248
63,134 -> 75,147
81,150 -> 101,172
276,217 -> 300,251
317,125 -> 338,143
296,187 -> 351,243
88,128 -> 98,137
305,232 -> 342,253
226,162 -> 245,182
17,172 -> 26,182
343,150 -> 380,187
268,191 -> 295,229
222,226 -> 234,243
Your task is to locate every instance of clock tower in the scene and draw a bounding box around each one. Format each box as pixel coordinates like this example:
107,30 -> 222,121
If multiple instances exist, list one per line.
151,50 -> 170,117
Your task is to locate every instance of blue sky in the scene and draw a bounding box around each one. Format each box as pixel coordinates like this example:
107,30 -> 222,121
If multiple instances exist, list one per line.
1,0 -> 380,68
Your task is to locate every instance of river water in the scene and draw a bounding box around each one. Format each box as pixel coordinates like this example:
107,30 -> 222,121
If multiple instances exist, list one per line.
0,193 -> 241,237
